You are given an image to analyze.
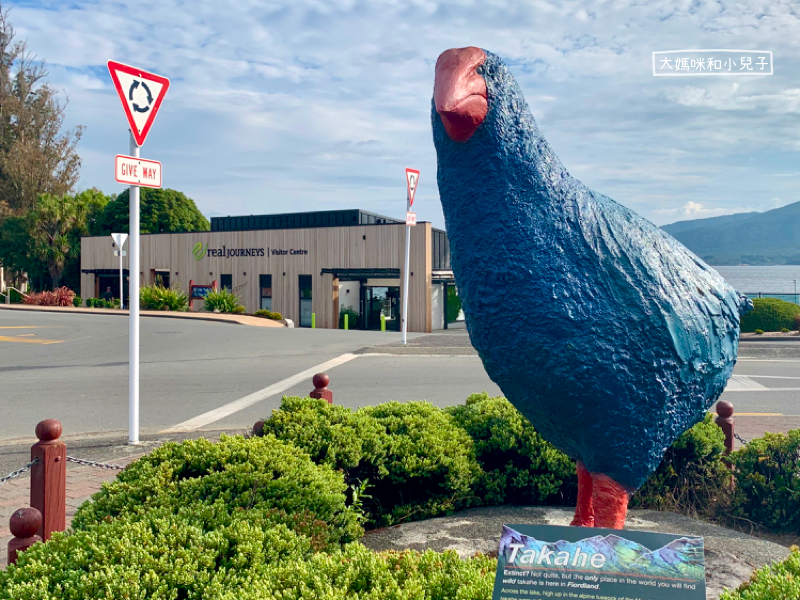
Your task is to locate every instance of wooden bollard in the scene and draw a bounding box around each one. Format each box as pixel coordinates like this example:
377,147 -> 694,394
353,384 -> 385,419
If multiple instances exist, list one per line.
715,401 -> 735,455
309,373 -> 333,404
30,419 -> 66,541
8,507 -> 42,565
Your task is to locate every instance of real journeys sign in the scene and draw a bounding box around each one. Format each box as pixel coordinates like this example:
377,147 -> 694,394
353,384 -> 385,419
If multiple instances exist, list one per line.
493,524 -> 705,600
192,242 -> 309,260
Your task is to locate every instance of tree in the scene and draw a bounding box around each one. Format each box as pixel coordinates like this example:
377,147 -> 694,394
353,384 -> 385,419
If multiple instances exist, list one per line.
0,6 -> 83,215
0,188 -> 109,290
95,188 -> 210,235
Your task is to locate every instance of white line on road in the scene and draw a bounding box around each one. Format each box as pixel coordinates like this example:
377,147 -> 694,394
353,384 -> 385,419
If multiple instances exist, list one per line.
161,353 -> 359,433
744,375 -> 800,380
726,375 -> 768,391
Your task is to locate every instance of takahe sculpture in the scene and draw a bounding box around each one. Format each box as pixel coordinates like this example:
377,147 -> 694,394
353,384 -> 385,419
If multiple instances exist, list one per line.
432,47 -> 751,529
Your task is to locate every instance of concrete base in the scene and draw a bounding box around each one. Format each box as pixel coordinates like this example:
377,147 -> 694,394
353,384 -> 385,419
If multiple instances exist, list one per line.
362,506 -> 791,600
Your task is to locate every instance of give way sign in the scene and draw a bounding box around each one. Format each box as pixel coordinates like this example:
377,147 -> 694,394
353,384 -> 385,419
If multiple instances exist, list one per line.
107,60 -> 170,146
405,168 -> 420,206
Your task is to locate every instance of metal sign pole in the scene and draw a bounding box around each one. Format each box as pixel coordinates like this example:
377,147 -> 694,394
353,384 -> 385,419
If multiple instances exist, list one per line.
119,247 -> 124,310
401,192 -> 411,345
129,131 -> 141,444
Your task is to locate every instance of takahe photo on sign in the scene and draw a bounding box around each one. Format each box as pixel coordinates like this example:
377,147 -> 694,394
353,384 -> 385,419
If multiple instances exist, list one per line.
492,524 -> 705,600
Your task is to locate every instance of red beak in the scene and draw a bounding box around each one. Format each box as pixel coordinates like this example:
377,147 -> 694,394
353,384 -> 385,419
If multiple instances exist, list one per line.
434,47 -> 488,143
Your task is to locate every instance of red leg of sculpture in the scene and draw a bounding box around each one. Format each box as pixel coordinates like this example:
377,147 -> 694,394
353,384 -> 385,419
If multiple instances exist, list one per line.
570,461 -> 594,527
591,472 -> 631,529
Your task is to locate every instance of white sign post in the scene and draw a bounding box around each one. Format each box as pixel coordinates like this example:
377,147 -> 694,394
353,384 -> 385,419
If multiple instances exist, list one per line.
108,60 -> 170,444
402,168 -> 420,345
111,233 -> 128,310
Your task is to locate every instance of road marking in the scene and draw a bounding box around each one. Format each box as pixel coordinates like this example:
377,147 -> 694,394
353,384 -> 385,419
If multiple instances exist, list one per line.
725,375 -> 768,391
0,326 -> 61,329
744,375 -> 800,380
161,353 -> 359,433
0,335 -> 63,345
735,413 -> 784,416
738,359 -> 800,363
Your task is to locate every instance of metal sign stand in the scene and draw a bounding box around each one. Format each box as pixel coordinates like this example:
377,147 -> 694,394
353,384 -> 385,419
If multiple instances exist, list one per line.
129,132 -> 140,444
402,190 -> 411,345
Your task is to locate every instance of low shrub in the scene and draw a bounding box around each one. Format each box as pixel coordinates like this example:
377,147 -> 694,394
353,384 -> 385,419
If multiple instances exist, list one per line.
755,329 -> 764,335
633,413 -> 732,515
0,513 -> 313,600
782,327 -> 790,333
720,548 -> 800,599
203,288 -> 241,313
86,297 -> 120,309
741,297 -> 800,332
730,430 -> 800,532
339,307 -> 359,329
231,305 -> 246,314
140,283 -> 188,311
255,309 -> 283,321
72,295 -> 82,307
259,398 -> 481,526
226,545 -> 494,600
72,434 -> 364,546
22,287 -> 76,307
447,392 -> 576,506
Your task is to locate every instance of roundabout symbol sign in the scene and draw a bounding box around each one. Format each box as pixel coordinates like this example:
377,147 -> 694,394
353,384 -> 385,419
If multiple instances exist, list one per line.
107,60 -> 170,146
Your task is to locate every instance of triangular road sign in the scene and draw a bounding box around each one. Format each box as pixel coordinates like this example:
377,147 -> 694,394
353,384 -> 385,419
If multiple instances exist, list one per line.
406,168 -> 420,206
108,60 -> 170,146
111,233 -> 128,249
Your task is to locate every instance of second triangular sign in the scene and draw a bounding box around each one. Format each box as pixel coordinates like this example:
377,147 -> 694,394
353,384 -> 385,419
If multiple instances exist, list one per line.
108,60 -> 170,147
406,168 -> 420,206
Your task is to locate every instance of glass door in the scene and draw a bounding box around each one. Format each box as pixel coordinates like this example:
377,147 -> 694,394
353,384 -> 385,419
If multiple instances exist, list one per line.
299,275 -> 312,327
363,286 -> 399,331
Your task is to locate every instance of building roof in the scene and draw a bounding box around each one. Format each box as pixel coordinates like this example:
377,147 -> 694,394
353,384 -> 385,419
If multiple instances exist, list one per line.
211,209 -> 406,232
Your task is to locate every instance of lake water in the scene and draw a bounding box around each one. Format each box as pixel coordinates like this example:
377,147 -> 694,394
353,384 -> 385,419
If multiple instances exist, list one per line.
711,265 -> 800,298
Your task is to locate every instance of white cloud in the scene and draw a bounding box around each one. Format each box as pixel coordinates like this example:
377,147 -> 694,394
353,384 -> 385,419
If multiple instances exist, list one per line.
6,0 -> 800,228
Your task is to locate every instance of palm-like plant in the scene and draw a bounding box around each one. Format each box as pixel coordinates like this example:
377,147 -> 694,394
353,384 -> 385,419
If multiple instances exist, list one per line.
29,193 -> 79,288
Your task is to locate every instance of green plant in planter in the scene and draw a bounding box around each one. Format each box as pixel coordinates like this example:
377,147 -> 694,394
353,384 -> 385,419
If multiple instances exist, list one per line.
255,309 -> 283,321
140,283 -> 188,311
203,289 -> 241,313
754,329 -> 764,335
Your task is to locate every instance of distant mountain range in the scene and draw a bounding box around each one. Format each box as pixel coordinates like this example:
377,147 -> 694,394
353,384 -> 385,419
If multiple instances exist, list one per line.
660,201 -> 800,265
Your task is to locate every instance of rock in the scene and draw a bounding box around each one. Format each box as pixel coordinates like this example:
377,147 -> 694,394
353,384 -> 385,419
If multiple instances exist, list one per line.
362,506 -> 789,599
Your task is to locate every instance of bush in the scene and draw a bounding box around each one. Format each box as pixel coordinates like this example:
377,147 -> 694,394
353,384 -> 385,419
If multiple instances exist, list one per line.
72,295 -> 82,307
227,545 -> 494,600
795,313 -> 800,331
633,414 -> 732,515
140,283 -> 188,311
741,297 -> 800,332
447,392 -> 576,506
86,297 -> 120,309
730,430 -> 800,532
255,309 -> 283,321
72,434 -> 364,547
339,306 -> 359,329
755,329 -> 764,335
231,305 -> 246,314
447,286 -> 463,322
259,398 -> 481,526
782,328 -> 790,333
0,513 -> 313,600
21,287 -> 76,307
203,288 -> 241,313
720,548 -> 800,599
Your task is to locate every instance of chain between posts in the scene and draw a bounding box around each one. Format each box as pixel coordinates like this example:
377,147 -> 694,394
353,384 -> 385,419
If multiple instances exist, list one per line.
0,459 -> 38,485
734,432 -> 749,446
65,456 -> 125,471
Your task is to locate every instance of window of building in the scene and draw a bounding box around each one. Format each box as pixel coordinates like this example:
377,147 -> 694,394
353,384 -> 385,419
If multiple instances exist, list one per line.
260,275 -> 272,310
220,274 -> 232,292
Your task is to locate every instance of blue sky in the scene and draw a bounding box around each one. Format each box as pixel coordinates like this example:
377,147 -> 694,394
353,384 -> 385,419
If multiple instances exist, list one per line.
12,0 -> 800,227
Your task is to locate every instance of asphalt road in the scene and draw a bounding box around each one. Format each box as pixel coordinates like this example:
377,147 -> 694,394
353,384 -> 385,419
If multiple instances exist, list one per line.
1,309 -> 798,447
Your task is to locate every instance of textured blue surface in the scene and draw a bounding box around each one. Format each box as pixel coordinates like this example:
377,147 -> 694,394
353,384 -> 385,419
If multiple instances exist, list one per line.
432,50 -> 751,491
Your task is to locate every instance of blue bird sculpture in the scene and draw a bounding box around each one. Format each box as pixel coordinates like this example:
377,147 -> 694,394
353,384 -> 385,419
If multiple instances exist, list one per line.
432,47 -> 751,529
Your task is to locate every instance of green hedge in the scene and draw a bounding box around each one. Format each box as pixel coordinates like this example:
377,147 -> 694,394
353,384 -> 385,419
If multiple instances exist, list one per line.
260,397 -> 480,526
447,392 -> 576,505
255,308 -> 283,321
740,297 -> 800,332
71,434 -> 364,547
632,413 -> 732,514
730,430 -> 800,532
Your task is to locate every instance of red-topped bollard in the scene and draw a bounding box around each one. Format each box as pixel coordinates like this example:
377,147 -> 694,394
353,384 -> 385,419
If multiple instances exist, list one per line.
715,401 -> 735,455
8,507 -> 42,565
309,373 -> 333,404
30,419 -> 66,541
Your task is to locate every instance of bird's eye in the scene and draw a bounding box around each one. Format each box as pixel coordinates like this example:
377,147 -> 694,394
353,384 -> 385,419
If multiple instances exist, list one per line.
476,65 -> 485,76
